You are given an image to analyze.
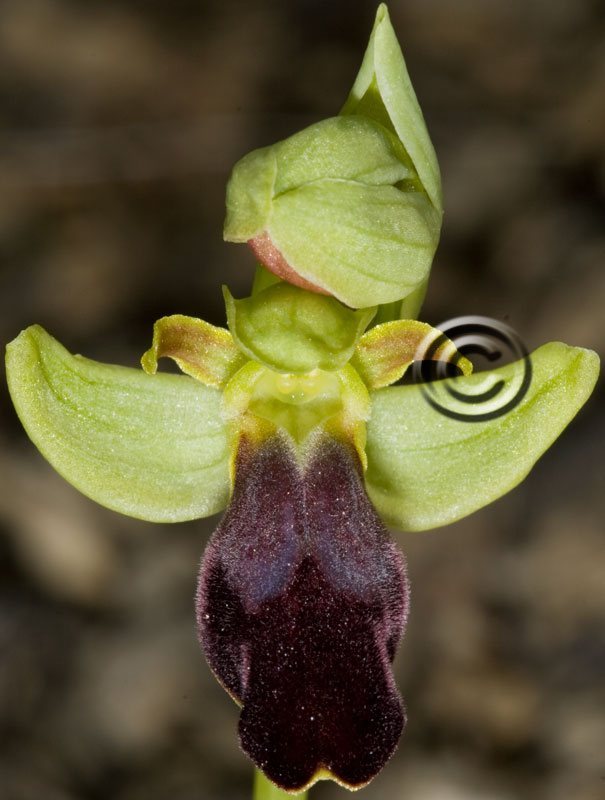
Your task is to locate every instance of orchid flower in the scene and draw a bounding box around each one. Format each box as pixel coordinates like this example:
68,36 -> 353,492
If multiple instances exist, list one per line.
4,4 -> 599,797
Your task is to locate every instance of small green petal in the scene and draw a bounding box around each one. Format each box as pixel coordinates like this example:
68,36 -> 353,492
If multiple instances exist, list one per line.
224,283 -> 376,373
268,179 -> 441,308
6,326 -> 231,522
341,3 -> 442,214
365,342 -> 599,531
352,319 -> 473,390
141,314 -> 246,388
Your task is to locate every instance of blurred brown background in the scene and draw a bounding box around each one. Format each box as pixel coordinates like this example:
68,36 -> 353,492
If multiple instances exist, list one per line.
0,1 -> 603,798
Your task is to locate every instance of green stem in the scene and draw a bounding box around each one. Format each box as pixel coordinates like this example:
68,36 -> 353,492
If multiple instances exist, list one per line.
253,768 -> 309,800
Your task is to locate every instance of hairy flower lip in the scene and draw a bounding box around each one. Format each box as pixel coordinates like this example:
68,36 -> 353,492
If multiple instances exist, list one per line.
248,231 -> 330,296
196,432 -> 408,791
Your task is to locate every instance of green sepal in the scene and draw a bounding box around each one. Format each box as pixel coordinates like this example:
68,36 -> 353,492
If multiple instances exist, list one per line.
141,314 -> 246,388
224,145 -> 277,242
6,326 -> 231,522
267,178 -> 441,308
352,319 -> 473,390
364,342 -> 599,531
341,3 -> 442,215
224,115 -> 413,246
273,115 -> 414,195
223,283 -> 376,373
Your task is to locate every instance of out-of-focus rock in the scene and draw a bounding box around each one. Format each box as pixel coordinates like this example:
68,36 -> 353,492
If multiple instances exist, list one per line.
0,449 -> 120,606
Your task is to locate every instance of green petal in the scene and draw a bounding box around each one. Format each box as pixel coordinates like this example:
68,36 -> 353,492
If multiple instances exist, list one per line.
223,283 -> 375,373
268,179 -> 441,308
352,320 -> 473,390
341,3 -> 442,214
141,314 -> 246,388
365,342 -> 599,531
6,326 -> 231,522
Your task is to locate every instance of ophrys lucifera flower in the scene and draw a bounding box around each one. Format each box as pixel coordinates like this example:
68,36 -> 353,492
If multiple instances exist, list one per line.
3,3 -> 600,796
5,280 -> 598,791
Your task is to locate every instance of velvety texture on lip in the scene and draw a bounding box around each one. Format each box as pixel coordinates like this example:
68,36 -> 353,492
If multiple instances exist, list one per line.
196,432 -> 409,791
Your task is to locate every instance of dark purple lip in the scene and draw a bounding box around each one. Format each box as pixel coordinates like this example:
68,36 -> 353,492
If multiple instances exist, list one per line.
196,432 -> 409,791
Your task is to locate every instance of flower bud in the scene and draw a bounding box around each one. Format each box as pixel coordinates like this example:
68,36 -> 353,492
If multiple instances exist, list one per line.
224,4 -> 442,308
